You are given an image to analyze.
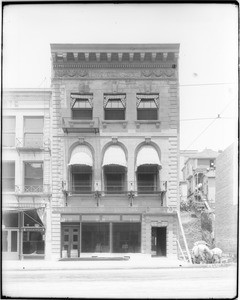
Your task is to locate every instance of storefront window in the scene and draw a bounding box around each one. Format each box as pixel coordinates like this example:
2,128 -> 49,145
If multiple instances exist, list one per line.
112,223 -> 141,253
2,212 -> 18,227
82,223 -> 109,253
22,231 -> 45,255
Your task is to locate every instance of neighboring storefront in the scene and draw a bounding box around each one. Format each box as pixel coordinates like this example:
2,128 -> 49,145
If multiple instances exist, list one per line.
2,207 -> 46,260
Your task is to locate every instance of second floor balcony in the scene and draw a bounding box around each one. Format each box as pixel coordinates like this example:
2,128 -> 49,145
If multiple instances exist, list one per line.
62,117 -> 99,134
64,181 -> 167,196
15,184 -> 51,196
16,137 -> 50,151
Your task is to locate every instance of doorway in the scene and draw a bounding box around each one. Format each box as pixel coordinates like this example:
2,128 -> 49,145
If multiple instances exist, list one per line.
151,227 -> 167,256
61,225 -> 80,258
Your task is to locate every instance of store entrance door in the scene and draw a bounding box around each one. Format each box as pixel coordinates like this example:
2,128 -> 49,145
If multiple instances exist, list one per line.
151,227 -> 167,257
61,225 -> 80,258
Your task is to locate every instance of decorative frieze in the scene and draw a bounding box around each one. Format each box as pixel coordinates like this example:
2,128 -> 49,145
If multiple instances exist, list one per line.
53,68 -> 176,79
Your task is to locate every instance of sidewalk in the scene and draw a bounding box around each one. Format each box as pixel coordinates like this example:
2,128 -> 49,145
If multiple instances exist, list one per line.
2,257 -> 235,271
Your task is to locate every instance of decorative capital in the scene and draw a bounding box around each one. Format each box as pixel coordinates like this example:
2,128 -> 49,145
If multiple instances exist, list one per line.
151,53 -> 156,62
107,53 -> 112,62
129,53 -> 134,62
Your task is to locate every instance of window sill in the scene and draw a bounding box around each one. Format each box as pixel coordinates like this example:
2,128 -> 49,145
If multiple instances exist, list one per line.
135,120 -> 161,129
102,120 -> 128,129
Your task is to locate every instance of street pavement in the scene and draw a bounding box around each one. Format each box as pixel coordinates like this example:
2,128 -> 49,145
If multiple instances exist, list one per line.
2,258 -> 238,299
2,265 -> 238,299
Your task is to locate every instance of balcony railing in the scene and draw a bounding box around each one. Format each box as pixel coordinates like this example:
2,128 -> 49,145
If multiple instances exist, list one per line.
15,185 -> 51,194
65,181 -> 167,195
67,185 -> 93,195
16,138 -> 50,150
62,117 -> 100,133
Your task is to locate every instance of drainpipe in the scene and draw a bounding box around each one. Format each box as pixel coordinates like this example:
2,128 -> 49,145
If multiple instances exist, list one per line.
177,210 -> 192,264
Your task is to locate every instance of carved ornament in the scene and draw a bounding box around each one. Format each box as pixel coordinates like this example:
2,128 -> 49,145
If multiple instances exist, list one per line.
54,69 -> 88,78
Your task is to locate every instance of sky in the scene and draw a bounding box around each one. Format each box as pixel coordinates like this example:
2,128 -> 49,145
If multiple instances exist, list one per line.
2,3 -> 238,151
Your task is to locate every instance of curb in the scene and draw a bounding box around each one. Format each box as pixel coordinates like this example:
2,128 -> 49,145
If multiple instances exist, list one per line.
3,263 -> 236,272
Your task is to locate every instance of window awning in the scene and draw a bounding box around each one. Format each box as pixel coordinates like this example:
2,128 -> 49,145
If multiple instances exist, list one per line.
68,145 -> 93,167
136,145 -> 161,169
102,145 -> 127,167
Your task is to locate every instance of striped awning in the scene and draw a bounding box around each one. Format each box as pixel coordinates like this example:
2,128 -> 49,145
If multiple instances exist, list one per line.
102,145 -> 127,167
68,145 -> 93,167
136,145 -> 161,169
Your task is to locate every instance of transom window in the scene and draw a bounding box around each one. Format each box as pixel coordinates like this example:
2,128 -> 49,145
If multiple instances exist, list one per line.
137,94 -> 159,120
71,94 -> 93,120
2,162 -> 15,192
104,94 -> 126,120
24,117 -> 44,147
3,117 -> 16,147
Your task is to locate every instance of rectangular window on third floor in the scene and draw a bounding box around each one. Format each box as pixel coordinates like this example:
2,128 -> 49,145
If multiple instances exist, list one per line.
24,162 -> 43,193
137,94 -> 159,120
2,117 -> 16,147
2,162 -> 15,192
24,117 -> 44,148
104,94 -> 126,120
71,94 -> 93,120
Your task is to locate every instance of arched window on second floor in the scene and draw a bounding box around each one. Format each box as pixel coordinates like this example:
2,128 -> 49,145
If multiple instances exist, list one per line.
136,145 -> 161,194
102,145 -> 127,194
68,145 -> 93,194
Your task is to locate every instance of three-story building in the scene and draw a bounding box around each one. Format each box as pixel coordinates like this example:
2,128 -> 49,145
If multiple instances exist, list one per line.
50,44 -> 180,260
2,89 -> 52,260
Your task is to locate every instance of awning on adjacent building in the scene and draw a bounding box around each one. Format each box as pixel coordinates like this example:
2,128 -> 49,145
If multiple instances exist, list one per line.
136,145 -> 161,169
68,145 -> 93,167
102,145 -> 127,167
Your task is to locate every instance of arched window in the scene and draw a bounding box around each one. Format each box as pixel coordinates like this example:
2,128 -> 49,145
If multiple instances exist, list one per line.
68,145 -> 93,194
136,145 -> 161,193
102,145 -> 127,194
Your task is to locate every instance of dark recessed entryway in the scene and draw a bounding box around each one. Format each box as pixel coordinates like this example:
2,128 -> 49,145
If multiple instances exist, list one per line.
151,227 -> 167,257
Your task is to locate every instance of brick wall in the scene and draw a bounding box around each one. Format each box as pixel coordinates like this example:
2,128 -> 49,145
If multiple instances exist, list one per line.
215,143 -> 237,254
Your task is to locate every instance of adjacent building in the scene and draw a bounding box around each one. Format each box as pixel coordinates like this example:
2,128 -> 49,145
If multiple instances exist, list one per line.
215,143 -> 238,255
181,148 -> 219,209
2,89 -> 52,260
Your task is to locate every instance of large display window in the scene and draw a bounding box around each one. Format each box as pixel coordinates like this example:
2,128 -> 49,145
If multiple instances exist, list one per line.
82,223 -> 109,253
112,223 -> 141,253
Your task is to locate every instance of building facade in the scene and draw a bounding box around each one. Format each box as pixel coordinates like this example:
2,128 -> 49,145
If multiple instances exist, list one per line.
50,44 -> 180,260
2,44 -> 180,260
2,89 -> 52,260
215,143 -> 238,255
181,149 -> 219,209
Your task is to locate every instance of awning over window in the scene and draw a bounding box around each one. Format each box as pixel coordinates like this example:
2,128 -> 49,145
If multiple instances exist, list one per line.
68,145 -> 93,167
102,145 -> 127,167
136,145 -> 161,169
